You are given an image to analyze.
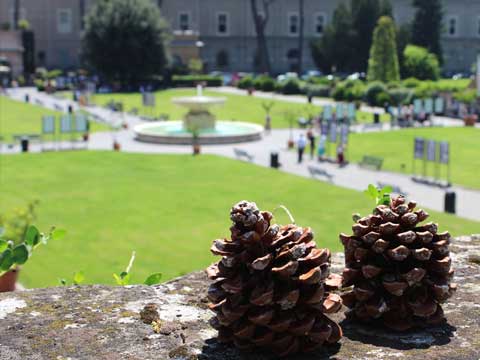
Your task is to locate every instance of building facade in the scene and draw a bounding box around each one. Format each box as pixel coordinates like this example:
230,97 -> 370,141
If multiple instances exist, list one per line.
0,0 -> 479,74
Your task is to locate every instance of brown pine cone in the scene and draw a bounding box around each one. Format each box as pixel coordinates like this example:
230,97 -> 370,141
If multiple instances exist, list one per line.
206,201 -> 343,357
340,195 -> 456,331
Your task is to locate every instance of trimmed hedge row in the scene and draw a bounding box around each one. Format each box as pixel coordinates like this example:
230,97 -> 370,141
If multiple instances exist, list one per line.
172,75 -> 222,87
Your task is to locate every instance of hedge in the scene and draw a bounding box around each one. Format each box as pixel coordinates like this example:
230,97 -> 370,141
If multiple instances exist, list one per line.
172,75 -> 222,87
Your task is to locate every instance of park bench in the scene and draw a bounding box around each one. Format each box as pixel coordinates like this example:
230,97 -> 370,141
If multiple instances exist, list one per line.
233,148 -> 254,162
359,155 -> 383,171
377,182 -> 407,196
308,166 -> 334,182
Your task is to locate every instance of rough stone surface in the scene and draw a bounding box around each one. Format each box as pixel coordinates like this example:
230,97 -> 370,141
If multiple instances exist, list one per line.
0,236 -> 479,360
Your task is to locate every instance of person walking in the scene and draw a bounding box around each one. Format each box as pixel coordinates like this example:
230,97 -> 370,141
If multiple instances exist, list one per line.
307,128 -> 316,159
297,134 -> 307,163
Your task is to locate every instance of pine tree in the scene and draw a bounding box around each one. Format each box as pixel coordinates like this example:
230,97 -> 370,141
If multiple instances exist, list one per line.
411,0 -> 443,64
351,0 -> 381,72
367,16 -> 400,83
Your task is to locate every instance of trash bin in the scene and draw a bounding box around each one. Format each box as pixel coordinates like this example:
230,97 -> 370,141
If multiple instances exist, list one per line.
307,94 -> 313,104
25,94 -> 30,103
270,152 -> 280,169
444,191 -> 456,214
374,113 -> 380,124
20,137 -> 29,153
68,105 -> 73,114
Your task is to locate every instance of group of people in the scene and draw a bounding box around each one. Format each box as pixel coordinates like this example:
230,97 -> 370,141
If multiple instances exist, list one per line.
295,129 -> 345,165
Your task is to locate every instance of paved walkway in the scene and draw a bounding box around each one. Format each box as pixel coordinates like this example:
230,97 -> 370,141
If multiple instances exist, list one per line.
3,87 -> 480,222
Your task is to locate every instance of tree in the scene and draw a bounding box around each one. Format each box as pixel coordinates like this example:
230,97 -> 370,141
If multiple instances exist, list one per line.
250,0 -> 277,74
82,0 -> 169,87
402,45 -> 440,80
367,16 -> 400,82
310,3 -> 355,73
297,0 -> 305,74
411,0 -> 443,64
351,0 -> 381,72
379,0 -> 393,18
396,23 -> 412,77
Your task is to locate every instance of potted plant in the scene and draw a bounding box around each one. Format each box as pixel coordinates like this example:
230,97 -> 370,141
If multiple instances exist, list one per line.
464,114 -> 478,127
0,225 -> 64,292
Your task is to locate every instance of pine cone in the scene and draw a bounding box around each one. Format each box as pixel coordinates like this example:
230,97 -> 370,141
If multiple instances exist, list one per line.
340,195 -> 456,331
206,201 -> 343,357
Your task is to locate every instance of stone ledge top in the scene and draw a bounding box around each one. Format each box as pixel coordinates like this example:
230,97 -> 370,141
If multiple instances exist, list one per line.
0,235 -> 479,360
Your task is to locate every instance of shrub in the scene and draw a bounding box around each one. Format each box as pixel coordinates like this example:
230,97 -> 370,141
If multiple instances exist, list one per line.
277,79 -> 302,95
237,76 -> 254,89
330,80 -> 365,102
47,69 -> 63,80
331,85 -> 346,101
388,88 -> 413,105
453,89 -> 477,104
172,75 -> 222,87
376,91 -> 391,106
253,76 -> 275,92
403,45 -> 440,80
365,81 -> 388,106
402,77 -> 421,88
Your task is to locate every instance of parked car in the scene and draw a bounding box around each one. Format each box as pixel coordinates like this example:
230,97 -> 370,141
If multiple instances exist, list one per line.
301,70 -> 322,80
276,72 -> 298,82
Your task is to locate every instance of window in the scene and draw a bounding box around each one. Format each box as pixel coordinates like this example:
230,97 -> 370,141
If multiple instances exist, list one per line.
217,12 -> 229,35
446,16 -> 458,37
288,13 -> 299,35
178,12 -> 190,31
314,13 -> 326,35
477,16 -> 480,37
57,8 -> 72,34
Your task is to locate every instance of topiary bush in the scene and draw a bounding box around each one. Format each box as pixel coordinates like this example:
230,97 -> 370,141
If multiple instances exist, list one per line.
237,76 -> 254,89
402,77 -> 421,88
302,84 -> 331,97
253,76 -> 276,92
365,81 -> 388,106
277,79 -> 302,95
388,88 -> 414,105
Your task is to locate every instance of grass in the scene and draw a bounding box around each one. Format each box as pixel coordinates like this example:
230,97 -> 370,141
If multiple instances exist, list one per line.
83,88 -> 388,127
349,127 -> 480,189
0,151 -> 478,288
0,95 -> 109,142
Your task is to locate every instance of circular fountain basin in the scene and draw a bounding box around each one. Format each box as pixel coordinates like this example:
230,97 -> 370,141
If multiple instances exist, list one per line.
134,121 -> 263,145
172,96 -> 226,112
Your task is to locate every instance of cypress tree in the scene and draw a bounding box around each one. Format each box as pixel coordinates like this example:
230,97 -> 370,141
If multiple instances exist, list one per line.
411,0 -> 443,64
367,16 -> 400,82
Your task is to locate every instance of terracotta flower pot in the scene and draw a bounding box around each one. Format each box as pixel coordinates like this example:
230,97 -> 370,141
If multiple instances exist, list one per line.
122,123 -> 129,129
248,88 -> 254,96
464,114 -> 477,127
113,141 -> 121,151
193,144 -> 201,155
0,269 -> 19,292
83,133 -> 89,142
288,139 -> 295,149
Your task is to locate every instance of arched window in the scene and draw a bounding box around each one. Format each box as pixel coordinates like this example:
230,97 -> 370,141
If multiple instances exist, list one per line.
216,50 -> 229,68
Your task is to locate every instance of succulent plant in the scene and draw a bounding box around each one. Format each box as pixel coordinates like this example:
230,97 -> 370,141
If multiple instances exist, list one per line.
340,193 -> 456,331
206,201 -> 343,357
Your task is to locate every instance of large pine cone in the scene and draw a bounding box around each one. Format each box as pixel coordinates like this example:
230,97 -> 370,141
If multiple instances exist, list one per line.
206,201 -> 343,357
340,195 -> 456,331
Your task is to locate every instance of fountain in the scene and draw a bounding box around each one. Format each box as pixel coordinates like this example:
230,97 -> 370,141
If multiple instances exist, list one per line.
134,86 -> 263,145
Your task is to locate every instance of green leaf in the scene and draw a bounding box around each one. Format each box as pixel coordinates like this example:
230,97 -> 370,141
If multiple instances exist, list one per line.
12,244 -> 29,265
73,271 -> 85,285
113,273 -> 122,285
51,229 -> 66,241
379,186 -> 393,196
0,240 -> 8,253
0,249 -> 14,271
144,273 -> 162,286
59,279 -> 67,286
25,226 -> 40,247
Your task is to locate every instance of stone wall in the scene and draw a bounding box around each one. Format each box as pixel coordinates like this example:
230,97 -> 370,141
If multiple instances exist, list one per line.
0,235 -> 479,359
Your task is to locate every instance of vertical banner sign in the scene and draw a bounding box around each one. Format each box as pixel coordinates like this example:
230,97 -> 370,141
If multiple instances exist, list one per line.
439,141 -> 450,164
329,122 -> 337,143
414,138 -> 425,159
60,115 -> 72,133
142,92 -> 155,107
324,105 -> 333,122
347,103 -> 356,121
424,98 -> 434,114
477,54 -> 480,96
426,140 -> 437,162
75,114 -> 88,132
320,122 -> 329,136
42,116 -> 55,134
336,103 -> 344,120
435,98 -> 445,114
340,125 -> 349,145
413,99 -> 423,115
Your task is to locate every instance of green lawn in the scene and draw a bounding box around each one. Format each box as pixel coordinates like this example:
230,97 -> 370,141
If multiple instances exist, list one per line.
349,127 -> 480,189
85,88 -> 388,127
0,95 -> 109,142
1,151 -> 478,288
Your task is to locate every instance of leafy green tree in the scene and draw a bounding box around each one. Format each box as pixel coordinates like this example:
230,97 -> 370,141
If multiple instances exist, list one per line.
367,16 -> 400,82
310,3 -> 355,73
411,0 -> 443,64
396,23 -> 412,77
402,45 -> 440,80
82,0 -> 169,86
